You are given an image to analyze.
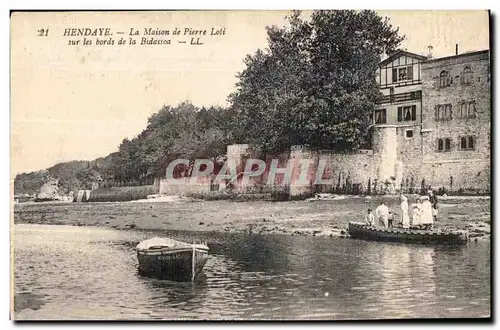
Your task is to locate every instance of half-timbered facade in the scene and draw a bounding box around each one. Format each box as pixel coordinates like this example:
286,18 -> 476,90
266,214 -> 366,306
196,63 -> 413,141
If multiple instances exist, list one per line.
374,50 -> 427,127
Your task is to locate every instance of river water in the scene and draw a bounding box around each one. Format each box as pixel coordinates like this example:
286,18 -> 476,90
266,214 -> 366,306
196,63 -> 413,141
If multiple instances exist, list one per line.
13,224 -> 490,320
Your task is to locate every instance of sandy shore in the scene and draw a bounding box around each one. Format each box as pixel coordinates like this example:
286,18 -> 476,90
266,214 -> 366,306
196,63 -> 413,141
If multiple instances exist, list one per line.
13,195 -> 491,240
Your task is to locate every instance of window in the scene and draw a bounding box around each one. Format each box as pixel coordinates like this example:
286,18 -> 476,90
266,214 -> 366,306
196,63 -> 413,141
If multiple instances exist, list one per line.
437,138 -> 452,152
398,67 -> 407,81
460,102 -> 467,118
392,66 -> 414,83
468,136 -> 474,149
459,101 -> 476,118
460,137 -> 467,149
407,66 -> 413,80
440,70 -> 450,88
398,105 -> 417,122
405,130 -> 414,138
435,104 -> 452,121
459,136 -> 475,150
467,102 -> 476,118
462,66 -> 472,85
445,138 -> 451,150
374,109 -> 387,124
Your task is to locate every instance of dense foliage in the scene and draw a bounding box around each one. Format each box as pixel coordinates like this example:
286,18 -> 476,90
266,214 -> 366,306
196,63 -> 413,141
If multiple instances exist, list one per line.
14,102 -> 231,195
229,10 -> 404,153
109,101 -> 231,180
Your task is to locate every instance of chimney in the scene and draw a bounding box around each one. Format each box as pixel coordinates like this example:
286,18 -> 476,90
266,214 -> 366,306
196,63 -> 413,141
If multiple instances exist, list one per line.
456,44 -> 459,55
380,46 -> 388,62
427,45 -> 433,60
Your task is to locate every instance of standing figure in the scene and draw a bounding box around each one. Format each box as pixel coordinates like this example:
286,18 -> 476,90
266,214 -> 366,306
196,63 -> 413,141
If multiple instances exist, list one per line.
400,195 -> 410,229
375,201 -> 389,228
365,208 -> 375,226
428,189 -> 439,222
388,209 -> 395,228
412,198 -> 422,228
420,196 -> 434,230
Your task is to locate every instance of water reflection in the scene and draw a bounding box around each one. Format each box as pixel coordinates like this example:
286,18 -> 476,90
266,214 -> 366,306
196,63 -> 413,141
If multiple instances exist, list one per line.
141,276 -> 208,314
210,233 -> 292,273
378,244 -> 436,318
13,224 -> 490,320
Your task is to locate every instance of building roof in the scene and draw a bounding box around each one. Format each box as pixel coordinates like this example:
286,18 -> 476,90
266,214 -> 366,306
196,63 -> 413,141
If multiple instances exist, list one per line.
379,49 -> 428,67
424,49 -> 490,63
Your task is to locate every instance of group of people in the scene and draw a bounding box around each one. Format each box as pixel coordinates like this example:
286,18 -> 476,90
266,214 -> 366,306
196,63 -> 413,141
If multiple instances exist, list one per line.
365,190 -> 439,230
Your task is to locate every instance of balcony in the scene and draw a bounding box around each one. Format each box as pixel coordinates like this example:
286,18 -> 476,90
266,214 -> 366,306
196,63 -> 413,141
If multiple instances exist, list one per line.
378,91 -> 422,105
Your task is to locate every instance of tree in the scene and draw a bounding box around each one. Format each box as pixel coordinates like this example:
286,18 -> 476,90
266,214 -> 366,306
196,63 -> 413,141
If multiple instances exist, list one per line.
109,101 -> 232,179
14,101 -> 234,192
229,10 -> 404,154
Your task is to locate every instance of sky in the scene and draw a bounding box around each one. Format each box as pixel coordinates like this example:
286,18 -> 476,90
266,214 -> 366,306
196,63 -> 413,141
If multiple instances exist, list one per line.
10,10 -> 490,175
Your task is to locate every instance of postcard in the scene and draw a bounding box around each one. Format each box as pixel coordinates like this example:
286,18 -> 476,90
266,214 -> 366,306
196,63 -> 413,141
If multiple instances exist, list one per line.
11,10 -> 491,321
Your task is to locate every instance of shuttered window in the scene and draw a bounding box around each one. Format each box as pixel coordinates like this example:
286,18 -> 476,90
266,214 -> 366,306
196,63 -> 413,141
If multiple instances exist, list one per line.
440,71 -> 450,88
435,104 -> 452,121
438,139 -> 444,151
460,137 -> 467,149
459,101 -> 476,119
459,136 -> 475,150
468,102 -> 476,118
374,109 -> 387,124
437,138 -> 452,152
445,138 -> 451,150
398,105 -> 417,122
407,66 -> 413,80
462,66 -> 472,85
460,103 -> 467,118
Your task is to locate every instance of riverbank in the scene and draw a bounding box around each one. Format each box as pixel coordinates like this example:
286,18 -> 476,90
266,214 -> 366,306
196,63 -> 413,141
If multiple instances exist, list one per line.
12,195 -> 491,241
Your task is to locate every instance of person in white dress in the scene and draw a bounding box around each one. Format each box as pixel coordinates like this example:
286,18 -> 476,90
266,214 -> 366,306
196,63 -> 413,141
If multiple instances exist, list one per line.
412,197 -> 422,228
420,196 -> 434,230
400,194 -> 410,229
375,202 -> 389,228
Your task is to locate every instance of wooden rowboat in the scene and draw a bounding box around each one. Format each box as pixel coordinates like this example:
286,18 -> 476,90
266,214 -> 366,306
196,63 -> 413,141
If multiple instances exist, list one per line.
348,222 -> 469,245
136,237 -> 209,281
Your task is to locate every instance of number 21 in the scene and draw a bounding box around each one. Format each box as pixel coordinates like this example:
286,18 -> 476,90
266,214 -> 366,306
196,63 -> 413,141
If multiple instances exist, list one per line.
38,29 -> 49,37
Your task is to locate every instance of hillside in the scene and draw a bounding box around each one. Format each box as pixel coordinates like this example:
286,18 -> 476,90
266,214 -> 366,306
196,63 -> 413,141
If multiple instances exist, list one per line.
13,102 -> 231,197
14,154 -> 116,196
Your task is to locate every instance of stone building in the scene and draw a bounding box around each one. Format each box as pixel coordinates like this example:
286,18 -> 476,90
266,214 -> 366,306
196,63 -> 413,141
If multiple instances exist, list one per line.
372,48 -> 491,193
420,49 -> 491,192
158,48 -> 491,196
